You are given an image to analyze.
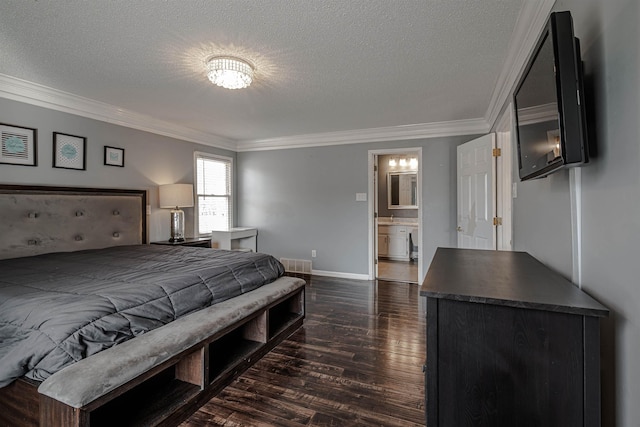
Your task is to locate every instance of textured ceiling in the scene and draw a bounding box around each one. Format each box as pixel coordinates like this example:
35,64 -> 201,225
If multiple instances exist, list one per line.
0,0 -> 528,146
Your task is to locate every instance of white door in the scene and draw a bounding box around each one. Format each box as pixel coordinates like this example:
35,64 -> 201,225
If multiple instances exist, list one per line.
457,134 -> 496,249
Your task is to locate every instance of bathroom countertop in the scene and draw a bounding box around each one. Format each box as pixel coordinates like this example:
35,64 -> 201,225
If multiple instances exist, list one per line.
378,219 -> 418,226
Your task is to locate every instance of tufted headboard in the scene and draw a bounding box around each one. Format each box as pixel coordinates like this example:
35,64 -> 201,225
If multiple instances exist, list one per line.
0,185 -> 147,260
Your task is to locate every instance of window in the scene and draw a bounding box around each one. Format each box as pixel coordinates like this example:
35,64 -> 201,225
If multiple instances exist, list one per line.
195,152 -> 232,235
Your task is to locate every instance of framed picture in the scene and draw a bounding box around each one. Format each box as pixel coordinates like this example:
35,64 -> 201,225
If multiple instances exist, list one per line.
104,146 -> 125,167
0,123 -> 37,166
53,132 -> 86,170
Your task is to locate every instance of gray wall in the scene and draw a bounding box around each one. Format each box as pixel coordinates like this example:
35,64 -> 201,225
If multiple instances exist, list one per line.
0,97 -> 236,242
237,135 -> 477,276
512,169 -> 574,279
507,0 -> 639,424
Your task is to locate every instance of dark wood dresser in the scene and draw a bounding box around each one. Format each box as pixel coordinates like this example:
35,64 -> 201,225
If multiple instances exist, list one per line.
420,248 -> 608,427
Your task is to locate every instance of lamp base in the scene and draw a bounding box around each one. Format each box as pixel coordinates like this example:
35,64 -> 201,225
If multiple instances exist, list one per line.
169,208 -> 185,243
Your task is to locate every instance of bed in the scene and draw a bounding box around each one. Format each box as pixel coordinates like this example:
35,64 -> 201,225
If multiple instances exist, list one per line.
0,185 -> 306,427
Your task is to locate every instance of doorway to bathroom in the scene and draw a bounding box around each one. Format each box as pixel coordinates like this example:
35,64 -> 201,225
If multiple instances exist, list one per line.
368,148 -> 422,284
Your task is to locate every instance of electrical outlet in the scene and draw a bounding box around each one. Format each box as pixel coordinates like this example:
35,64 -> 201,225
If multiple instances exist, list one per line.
311,250 -> 317,258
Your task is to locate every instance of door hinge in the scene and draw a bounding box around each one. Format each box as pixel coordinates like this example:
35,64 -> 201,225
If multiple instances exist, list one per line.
374,165 -> 378,172
374,212 -> 378,218
493,217 -> 503,226
374,259 -> 378,265
492,148 -> 502,157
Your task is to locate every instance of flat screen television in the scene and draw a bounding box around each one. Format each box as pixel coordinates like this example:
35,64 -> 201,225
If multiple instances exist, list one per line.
513,11 -> 588,181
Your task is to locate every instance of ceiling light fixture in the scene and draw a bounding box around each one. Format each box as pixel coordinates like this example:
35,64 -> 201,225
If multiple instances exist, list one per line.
206,56 -> 254,89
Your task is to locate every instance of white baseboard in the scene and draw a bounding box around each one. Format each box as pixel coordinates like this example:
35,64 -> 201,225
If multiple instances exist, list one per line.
311,270 -> 370,281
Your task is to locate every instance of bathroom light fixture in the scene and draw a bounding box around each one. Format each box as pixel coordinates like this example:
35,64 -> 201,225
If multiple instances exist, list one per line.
409,157 -> 418,169
399,158 -> 407,167
388,158 -> 397,167
206,56 -> 254,89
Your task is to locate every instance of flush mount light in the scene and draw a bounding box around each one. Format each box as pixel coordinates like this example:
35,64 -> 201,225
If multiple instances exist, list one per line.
206,56 -> 254,89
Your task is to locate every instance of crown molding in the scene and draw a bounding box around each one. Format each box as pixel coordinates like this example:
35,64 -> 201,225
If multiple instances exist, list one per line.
0,73 -> 237,151
517,103 -> 558,125
236,118 -> 489,152
484,0 -> 556,128
0,72 -> 488,152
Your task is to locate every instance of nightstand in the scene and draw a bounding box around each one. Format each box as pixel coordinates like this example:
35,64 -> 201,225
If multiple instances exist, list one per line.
150,238 -> 211,248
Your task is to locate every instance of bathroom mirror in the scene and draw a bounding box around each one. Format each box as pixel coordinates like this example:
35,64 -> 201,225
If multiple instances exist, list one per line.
388,172 -> 418,209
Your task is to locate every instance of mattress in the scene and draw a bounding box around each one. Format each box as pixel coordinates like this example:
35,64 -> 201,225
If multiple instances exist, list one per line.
0,245 -> 285,388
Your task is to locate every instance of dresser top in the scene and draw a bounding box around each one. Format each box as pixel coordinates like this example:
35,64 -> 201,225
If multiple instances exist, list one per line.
420,248 -> 608,317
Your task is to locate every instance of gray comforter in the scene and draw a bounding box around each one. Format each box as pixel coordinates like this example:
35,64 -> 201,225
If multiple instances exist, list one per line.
0,245 -> 284,388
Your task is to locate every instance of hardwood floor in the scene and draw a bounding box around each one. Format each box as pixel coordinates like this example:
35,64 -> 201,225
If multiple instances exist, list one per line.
377,260 -> 418,284
180,275 -> 426,426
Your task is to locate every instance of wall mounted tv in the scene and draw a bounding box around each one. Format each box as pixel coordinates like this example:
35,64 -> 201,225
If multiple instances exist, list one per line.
514,11 -> 588,181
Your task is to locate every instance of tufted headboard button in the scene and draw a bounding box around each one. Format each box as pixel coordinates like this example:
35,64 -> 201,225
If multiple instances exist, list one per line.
28,212 -> 39,219
75,235 -> 84,242
112,232 -> 120,238
113,210 -> 120,216
75,210 -> 85,217
27,239 -> 40,246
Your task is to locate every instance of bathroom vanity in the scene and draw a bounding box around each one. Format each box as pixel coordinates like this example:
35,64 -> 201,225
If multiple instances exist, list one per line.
378,219 -> 418,261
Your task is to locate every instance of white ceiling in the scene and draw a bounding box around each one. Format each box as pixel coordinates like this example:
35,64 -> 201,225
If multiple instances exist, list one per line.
0,1 -> 554,151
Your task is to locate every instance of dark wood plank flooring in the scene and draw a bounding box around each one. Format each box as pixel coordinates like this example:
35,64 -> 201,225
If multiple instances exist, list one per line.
180,275 -> 426,426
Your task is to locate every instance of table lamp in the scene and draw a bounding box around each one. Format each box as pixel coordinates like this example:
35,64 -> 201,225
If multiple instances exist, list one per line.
159,183 -> 194,242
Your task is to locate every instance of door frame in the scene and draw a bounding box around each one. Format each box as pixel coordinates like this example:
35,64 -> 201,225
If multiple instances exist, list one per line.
368,147 -> 423,282
495,104 -> 514,251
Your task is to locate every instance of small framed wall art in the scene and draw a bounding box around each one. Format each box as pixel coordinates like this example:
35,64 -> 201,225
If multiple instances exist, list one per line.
0,123 -> 37,166
104,146 -> 125,167
53,132 -> 86,170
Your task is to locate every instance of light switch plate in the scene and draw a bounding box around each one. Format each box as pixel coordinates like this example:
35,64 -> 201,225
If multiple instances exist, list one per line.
356,193 -> 367,202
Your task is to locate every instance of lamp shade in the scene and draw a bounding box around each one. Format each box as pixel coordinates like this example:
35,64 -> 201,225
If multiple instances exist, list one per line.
159,184 -> 194,208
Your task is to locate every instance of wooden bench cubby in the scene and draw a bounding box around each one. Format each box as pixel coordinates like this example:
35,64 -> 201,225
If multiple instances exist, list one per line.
208,312 -> 267,383
208,289 -> 304,384
88,362 -> 202,427
1,280 -> 305,427
268,290 -> 305,339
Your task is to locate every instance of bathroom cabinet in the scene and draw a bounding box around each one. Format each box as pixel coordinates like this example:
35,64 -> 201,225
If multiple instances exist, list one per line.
378,224 -> 409,261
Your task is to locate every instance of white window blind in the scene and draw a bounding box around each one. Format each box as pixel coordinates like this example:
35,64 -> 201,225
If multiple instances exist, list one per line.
195,154 -> 232,235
